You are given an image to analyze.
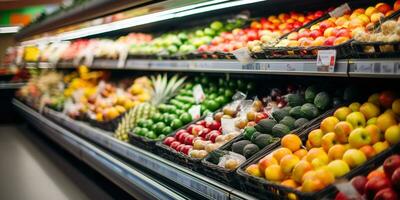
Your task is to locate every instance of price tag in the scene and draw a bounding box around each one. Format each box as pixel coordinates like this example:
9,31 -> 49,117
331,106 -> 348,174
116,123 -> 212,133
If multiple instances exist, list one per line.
329,3 -> 351,18
317,50 -> 336,72
193,84 -> 205,104
188,105 -> 201,120
380,62 -> 395,74
355,63 -> 373,73
334,179 -> 362,200
117,46 -> 128,68
232,47 -> 254,64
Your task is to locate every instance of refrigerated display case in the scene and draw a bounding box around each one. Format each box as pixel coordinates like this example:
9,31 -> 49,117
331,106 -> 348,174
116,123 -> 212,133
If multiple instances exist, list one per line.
9,0 -> 400,199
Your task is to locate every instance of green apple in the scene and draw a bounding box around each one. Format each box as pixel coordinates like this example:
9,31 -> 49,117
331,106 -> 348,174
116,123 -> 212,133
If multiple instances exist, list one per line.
343,149 -> 367,168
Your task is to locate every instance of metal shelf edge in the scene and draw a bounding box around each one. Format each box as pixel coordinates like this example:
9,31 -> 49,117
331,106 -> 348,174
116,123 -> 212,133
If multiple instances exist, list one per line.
13,99 -> 188,200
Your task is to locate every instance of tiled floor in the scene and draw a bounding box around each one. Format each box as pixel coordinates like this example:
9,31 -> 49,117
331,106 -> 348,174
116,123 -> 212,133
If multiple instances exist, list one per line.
0,124 -> 127,200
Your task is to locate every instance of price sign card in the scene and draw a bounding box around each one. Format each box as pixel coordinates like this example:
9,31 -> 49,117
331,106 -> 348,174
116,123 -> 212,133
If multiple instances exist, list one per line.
317,50 -> 336,72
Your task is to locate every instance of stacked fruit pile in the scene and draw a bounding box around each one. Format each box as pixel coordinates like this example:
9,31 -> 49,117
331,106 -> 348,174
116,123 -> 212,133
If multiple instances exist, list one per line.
162,98 -> 268,162
202,10 -> 326,53
130,20 -> 245,56
274,2 -> 396,48
133,77 -> 242,140
335,154 -> 400,200
244,91 -> 400,195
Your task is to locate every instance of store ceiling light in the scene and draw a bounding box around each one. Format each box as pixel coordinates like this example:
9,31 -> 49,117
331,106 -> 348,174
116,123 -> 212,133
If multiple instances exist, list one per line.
0,26 -> 20,34
21,0 -> 266,45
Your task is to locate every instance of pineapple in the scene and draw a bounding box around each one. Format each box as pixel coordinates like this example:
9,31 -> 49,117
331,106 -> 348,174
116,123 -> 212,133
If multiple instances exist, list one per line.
114,74 -> 186,142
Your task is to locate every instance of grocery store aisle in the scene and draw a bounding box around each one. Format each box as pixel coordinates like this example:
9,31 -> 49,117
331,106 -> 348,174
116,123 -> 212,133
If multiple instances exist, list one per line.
0,124 -> 130,200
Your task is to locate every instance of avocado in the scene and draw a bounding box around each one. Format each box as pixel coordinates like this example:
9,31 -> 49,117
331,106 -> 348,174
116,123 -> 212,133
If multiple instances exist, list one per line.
294,118 -> 309,128
287,94 -> 305,107
250,132 -> 262,143
289,106 -> 304,119
243,144 -> 260,158
280,116 -> 296,130
254,134 -> 274,148
271,124 -> 290,137
254,119 -> 277,134
314,92 -> 331,110
301,103 -> 319,119
231,140 -> 252,155
243,126 -> 257,140
305,86 -> 319,103
272,108 -> 290,122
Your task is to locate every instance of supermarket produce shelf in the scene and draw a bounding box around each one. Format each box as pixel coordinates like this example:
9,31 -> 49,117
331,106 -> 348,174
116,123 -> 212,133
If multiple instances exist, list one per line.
13,99 -> 188,200
0,82 -> 25,89
13,99 -> 257,200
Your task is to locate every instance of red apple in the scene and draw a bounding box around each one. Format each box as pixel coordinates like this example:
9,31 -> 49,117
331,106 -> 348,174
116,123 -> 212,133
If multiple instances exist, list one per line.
191,125 -> 204,136
177,144 -> 185,152
314,10 -> 324,18
323,36 -> 336,46
178,132 -> 190,143
255,112 -> 268,123
379,91 -> 396,108
392,168 -> 400,190
365,177 -> 392,199
351,175 -> 368,195
383,155 -> 400,177
198,127 -> 211,138
186,125 -> 196,134
206,130 -> 221,142
170,141 -> 181,150
373,188 -> 398,200
309,29 -> 323,39
298,29 -> 310,38
335,192 -> 349,200
196,120 -> 206,126
206,120 -> 221,130
182,145 -> 193,155
163,137 -> 176,146
184,135 -> 195,145
319,20 -> 335,31
336,28 -> 351,38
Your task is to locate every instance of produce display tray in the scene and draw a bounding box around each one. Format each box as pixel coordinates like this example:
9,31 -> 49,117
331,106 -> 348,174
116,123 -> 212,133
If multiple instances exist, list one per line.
199,105 -> 337,188
236,108 -> 400,200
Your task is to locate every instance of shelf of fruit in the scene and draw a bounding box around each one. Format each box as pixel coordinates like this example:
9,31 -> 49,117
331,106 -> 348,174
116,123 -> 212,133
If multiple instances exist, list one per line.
13,1 -> 400,78
237,91 -> 400,200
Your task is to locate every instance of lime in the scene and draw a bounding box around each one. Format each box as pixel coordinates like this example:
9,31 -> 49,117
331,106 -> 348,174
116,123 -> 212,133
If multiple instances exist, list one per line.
163,113 -> 172,124
247,82 -> 255,91
171,119 -> 183,130
154,122 -> 166,135
158,134 -> 166,140
208,84 -> 217,93
137,119 -> 147,128
162,126 -> 173,135
215,96 -> 227,105
175,109 -> 185,116
205,100 -> 219,111
179,113 -> 192,124
237,79 -> 245,91
208,93 -> 217,100
202,109 -> 212,116
151,113 -> 163,123
145,131 -> 157,139
158,104 -> 168,112
143,119 -> 154,129
133,127 -> 142,135
200,104 -> 207,113
200,77 -> 209,85
224,89 -> 234,98
228,81 -> 236,89
137,127 -> 148,136
218,88 -> 225,95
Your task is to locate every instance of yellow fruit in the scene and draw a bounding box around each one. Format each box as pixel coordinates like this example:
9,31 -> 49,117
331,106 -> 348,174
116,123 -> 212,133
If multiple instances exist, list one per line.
281,179 -> 298,188
320,117 -> 339,133
315,168 -> 335,186
265,165 -> 285,181
343,149 -> 367,168
392,99 -> 400,115
377,112 -> 397,132
367,117 -> 378,125
327,160 -> 350,177
334,107 -> 353,121
273,148 -> 292,163
292,160 -> 313,183
129,84 -> 144,94
349,102 -> 361,111
281,134 -> 302,152
359,102 -> 380,120
280,154 -> 300,174
245,164 -> 262,177
385,125 -> 400,145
